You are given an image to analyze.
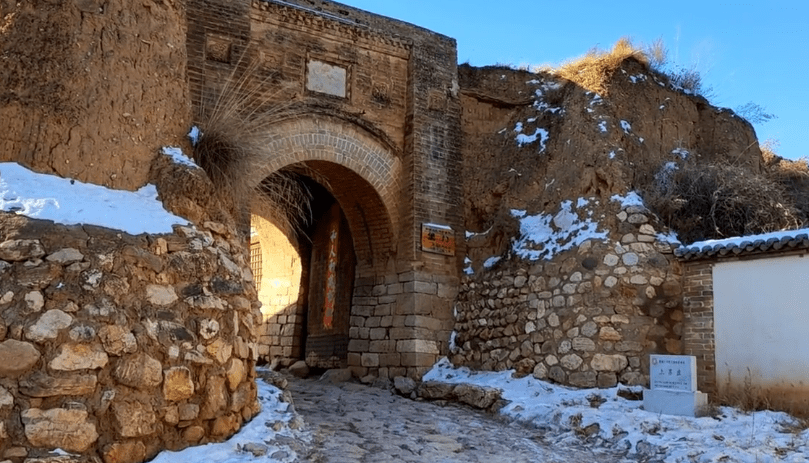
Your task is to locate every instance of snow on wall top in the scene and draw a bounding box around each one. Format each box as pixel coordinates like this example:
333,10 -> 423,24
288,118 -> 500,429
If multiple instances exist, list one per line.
0,162 -> 189,235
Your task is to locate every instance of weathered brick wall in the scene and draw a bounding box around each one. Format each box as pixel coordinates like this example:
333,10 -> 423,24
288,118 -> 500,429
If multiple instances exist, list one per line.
186,0 -> 464,378
681,261 -> 717,394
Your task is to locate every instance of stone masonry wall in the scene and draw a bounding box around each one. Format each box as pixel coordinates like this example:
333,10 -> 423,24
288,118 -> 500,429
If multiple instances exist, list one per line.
348,271 -> 459,380
0,212 -> 262,463
451,202 -> 684,388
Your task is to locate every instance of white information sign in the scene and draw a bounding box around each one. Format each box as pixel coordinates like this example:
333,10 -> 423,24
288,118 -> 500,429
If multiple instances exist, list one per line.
306,60 -> 347,98
649,355 -> 697,392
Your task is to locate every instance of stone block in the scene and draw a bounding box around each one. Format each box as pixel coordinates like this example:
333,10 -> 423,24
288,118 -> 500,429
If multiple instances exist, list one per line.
0,239 -> 45,261
145,284 -> 178,306
591,354 -> 628,372
400,352 -> 436,367
211,414 -> 240,437
0,339 -> 41,377
21,408 -> 98,452
454,384 -> 500,409
597,372 -> 618,388
226,358 -> 246,391
114,353 -> 162,390
25,309 -> 73,343
50,343 -> 108,371
103,440 -> 147,463
569,371 -> 597,388
99,325 -> 138,356
200,376 -> 228,420
112,401 -> 157,437
643,389 -> 708,417
163,367 -> 195,402
19,373 -> 97,397
361,353 -> 379,367
397,339 -> 439,354
369,340 -> 395,353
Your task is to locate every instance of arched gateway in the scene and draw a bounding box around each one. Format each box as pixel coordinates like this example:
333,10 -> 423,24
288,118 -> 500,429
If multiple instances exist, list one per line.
189,0 -> 464,378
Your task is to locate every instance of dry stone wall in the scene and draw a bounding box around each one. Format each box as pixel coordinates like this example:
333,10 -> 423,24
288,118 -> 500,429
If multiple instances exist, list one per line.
452,201 -> 683,388
0,211 -> 261,463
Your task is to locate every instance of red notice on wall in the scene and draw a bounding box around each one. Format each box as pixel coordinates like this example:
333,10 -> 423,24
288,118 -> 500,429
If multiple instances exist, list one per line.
421,223 -> 455,256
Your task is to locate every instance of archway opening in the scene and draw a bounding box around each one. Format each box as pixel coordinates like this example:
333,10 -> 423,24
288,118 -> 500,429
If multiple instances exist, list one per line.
250,167 -> 360,369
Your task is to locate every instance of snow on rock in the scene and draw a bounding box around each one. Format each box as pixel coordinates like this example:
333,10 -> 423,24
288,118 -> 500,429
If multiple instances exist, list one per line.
163,146 -> 200,169
424,358 -> 809,463
671,147 -> 689,159
511,198 -> 608,261
610,191 -> 645,208
0,162 -> 189,235
620,120 -> 632,133
483,256 -> 502,268
516,128 -> 549,152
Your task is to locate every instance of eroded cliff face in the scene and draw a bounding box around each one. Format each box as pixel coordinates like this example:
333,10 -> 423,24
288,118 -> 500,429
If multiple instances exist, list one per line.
0,0 -> 191,190
453,58 -> 762,387
459,58 -> 762,266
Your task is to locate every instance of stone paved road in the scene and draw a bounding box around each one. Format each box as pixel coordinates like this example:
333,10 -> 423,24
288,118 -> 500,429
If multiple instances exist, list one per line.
285,377 -> 625,463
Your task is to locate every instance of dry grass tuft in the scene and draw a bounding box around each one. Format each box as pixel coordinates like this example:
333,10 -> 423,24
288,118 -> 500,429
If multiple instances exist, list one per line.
714,371 -> 809,424
642,161 -> 804,243
761,139 -> 809,224
193,48 -> 311,234
551,37 -> 648,96
714,373 -> 772,415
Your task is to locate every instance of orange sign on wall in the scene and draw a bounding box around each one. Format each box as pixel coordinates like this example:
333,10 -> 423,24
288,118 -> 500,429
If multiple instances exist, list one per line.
421,223 -> 455,256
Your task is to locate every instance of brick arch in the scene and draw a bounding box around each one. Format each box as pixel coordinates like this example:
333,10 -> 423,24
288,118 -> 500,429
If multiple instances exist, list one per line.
246,117 -> 402,272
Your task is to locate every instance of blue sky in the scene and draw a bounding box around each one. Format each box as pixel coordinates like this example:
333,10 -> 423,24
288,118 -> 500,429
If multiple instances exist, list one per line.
339,1 -> 807,161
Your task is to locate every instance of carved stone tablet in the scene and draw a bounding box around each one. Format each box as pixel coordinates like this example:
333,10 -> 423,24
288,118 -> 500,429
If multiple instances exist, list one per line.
306,60 -> 347,98
650,355 -> 697,392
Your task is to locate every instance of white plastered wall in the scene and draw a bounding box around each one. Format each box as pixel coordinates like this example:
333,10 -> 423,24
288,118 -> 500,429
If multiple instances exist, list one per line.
713,253 -> 809,394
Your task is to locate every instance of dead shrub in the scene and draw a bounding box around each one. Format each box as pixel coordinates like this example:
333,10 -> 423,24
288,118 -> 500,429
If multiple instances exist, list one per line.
761,140 -> 809,224
192,47 -> 311,234
642,161 -> 803,243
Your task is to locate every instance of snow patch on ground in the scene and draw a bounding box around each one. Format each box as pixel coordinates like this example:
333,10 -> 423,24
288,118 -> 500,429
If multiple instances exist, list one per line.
598,121 -> 608,133
0,162 -> 189,235
620,120 -> 632,133
424,358 -> 809,463
511,198 -> 608,261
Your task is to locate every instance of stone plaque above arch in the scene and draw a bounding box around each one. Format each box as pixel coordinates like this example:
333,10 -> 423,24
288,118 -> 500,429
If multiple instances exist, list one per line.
306,59 -> 349,99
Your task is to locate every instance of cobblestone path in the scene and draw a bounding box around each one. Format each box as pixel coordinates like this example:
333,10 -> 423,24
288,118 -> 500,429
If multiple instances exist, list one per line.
287,377 -> 624,463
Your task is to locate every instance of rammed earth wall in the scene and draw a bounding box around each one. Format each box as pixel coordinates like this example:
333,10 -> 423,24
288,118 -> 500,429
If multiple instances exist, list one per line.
0,211 -> 261,462
451,201 -> 684,388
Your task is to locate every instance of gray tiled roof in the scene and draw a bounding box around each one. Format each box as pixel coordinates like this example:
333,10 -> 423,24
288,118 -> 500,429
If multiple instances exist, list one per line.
674,231 -> 809,261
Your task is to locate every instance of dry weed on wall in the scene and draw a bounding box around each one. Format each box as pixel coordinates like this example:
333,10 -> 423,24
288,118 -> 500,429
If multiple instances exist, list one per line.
193,50 -> 311,233
642,162 -> 804,243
